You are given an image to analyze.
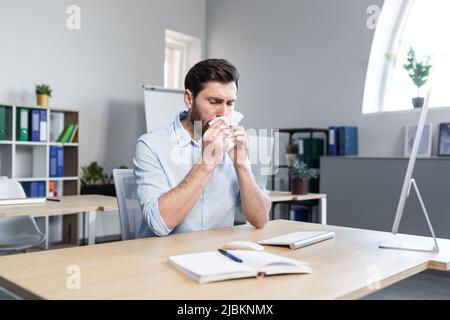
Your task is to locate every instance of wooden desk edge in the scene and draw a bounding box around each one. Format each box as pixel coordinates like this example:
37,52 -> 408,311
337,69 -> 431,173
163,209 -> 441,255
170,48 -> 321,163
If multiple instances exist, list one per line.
340,262 -> 430,300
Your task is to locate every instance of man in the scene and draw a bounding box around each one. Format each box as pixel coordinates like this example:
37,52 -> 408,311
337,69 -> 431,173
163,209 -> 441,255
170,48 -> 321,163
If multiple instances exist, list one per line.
134,58 -> 270,237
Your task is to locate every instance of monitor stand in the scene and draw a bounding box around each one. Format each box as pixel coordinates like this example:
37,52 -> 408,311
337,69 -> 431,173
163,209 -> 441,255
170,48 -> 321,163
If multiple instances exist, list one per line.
379,178 -> 439,253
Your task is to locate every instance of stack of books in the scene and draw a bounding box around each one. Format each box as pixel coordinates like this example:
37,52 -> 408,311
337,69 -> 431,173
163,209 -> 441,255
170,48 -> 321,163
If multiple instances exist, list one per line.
56,124 -> 78,143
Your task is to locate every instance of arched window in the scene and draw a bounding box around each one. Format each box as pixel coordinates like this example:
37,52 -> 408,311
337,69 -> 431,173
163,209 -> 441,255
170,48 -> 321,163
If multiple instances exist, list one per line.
363,0 -> 450,113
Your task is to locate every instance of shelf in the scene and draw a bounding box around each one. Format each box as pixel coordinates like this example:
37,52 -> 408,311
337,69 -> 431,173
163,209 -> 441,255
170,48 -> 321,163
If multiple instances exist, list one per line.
50,108 -> 80,113
16,177 -> 47,182
15,177 -> 79,182
49,142 -> 79,147
49,177 -> 79,181
0,144 -> 12,177
278,128 -> 329,134
15,144 -> 47,178
14,104 -> 48,111
15,141 -> 48,146
0,104 -> 80,197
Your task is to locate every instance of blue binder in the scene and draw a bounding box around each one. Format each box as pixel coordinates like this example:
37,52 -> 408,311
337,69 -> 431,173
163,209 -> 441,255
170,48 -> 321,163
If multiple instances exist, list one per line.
39,110 -> 47,142
57,146 -> 64,177
30,181 -> 39,197
30,109 -> 40,142
49,146 -> 58,177
328,126 -> 341,156
21,182 -> 31,197
37,181 -> 46,197
338,127 -> 358,156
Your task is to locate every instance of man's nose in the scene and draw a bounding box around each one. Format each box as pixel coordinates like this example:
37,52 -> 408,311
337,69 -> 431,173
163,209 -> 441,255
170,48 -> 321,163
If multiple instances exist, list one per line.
217,103 -> 230,117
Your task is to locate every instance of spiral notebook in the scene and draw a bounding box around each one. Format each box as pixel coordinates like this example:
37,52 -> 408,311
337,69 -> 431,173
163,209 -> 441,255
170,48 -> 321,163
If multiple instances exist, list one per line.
168,250 -> 312,284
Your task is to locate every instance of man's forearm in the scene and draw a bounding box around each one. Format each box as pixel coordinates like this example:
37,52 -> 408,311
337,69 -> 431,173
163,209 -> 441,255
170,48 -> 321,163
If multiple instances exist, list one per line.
159,162 -> 213,230
235,164 -> 270,228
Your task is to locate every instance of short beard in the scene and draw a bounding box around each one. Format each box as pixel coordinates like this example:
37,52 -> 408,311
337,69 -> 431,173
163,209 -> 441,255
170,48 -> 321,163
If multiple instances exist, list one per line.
189,101 -> 209,139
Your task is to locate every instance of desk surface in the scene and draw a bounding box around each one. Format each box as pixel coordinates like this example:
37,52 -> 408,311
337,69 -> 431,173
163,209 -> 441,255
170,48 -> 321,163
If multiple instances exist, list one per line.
0,195 -> 118,218
268,191 -> 326,202
0,220 -> 449,300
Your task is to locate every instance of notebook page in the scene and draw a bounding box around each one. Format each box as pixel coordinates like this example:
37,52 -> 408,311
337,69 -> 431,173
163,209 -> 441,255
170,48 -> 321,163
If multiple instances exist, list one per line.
168,251 -> 254,278
230,250 -> 311,273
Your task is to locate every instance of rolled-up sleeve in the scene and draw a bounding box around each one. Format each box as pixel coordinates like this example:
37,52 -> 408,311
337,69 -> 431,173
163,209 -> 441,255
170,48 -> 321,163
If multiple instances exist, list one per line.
133,139 -> 173,237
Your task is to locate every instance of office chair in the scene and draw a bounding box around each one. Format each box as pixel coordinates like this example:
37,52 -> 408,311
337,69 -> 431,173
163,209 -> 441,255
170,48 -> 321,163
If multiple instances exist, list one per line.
112,169 -> 146,240
0,179 -> 46,252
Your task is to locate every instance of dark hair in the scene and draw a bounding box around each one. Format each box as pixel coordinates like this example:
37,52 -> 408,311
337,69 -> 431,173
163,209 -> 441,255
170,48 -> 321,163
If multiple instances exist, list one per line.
184,59 -> 239,98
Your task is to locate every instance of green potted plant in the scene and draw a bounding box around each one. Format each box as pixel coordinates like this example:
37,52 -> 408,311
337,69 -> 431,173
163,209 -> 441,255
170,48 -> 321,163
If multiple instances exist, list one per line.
288,160 -> 319,195
35,84 -> 53,107
285,140 -> 299,167
80,161 -> 126,196
403,47 -> 432,109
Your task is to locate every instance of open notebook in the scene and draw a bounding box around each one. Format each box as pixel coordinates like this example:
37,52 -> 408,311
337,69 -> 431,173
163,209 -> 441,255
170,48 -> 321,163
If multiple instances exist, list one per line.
258,231 -> 335,250
168,250 -> 312,284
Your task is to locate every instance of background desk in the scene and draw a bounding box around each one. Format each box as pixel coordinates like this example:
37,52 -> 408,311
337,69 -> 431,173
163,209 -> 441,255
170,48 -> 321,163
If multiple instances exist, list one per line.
0,195 -> 118,247
268,191 -> 327,224
0,220 -> 449,300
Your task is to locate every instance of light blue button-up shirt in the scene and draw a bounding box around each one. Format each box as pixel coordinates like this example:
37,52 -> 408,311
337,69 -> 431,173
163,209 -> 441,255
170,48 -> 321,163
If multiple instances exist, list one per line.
133,111 -> 244,237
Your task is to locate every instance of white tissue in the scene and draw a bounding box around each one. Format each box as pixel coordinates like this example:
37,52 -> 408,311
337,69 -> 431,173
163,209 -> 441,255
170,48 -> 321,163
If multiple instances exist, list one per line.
207,111 -> 244,154
208,111 -> 244,127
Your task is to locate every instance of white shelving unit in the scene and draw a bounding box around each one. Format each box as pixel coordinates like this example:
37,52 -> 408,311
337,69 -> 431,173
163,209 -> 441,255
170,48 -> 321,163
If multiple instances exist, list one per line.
0,104 -> 80,248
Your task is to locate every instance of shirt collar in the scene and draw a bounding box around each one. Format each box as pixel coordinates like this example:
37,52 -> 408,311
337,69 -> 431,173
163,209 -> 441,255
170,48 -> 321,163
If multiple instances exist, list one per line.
174,111 -> 198,147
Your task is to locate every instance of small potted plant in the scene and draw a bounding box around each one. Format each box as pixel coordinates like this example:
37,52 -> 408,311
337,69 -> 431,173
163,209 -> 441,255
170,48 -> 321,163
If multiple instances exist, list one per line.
80,161 -> 116,196
289,160 -> 319,195
285,140 -> 299,167
35,84 -> 53,107
403,47 -> 432,109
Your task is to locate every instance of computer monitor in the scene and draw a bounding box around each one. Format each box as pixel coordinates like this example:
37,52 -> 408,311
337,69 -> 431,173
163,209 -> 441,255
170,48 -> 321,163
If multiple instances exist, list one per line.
380,91 -> 439,252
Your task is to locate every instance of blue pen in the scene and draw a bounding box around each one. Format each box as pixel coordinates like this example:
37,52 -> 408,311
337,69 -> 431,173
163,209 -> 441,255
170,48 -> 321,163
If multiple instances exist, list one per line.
218,248 -> 243,263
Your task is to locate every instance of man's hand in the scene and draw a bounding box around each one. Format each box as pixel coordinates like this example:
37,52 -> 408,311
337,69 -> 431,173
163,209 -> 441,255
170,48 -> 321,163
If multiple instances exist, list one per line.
228,125 -> 248,168
201,120 -> 230,172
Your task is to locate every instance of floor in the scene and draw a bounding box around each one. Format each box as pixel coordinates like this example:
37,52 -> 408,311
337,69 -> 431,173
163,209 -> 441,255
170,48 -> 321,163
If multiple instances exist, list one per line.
362,269 -> 450,300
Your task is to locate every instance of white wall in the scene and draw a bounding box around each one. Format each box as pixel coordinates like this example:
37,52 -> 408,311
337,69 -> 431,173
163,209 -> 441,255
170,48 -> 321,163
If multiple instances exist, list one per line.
206,0 -> 450,157
0,0 -> 205,240
0,0 -> 205,172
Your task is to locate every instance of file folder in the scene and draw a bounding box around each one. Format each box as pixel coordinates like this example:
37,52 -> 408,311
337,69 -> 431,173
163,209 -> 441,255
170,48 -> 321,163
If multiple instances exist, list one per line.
30,109 -> 40,142
0,106 -> 11,140
328,126 -> 341,156
37,181 -> 46,197
21,182 -> 31,197
49,146 -> 58,177
16,108 -> 29,141
338,127 -> 358,156
30,181 -> 39,197
57,146 -> 64,177
39,110 -> 47,142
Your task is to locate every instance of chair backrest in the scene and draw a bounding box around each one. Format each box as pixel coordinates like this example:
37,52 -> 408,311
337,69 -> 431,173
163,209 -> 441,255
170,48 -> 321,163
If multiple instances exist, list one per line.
0,179 -> 27,199
0,179 -> 45,250
113,169 -> 144,240
248,135 -> 275,190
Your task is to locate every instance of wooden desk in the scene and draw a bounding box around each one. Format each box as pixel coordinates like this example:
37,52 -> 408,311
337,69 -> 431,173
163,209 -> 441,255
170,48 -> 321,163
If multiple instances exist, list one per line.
269,191 -> 327,224
0,195 -> 118,247
0,220 -> 449,300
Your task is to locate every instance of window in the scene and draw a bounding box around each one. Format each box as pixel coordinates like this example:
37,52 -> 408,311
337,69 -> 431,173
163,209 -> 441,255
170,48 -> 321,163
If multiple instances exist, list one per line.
363,0 -> 450,113
164,30 -> 201,90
